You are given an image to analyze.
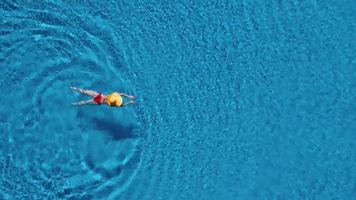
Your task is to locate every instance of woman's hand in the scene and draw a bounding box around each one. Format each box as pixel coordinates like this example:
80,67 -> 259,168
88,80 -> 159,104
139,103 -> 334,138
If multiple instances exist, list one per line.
120,93 -> 135,99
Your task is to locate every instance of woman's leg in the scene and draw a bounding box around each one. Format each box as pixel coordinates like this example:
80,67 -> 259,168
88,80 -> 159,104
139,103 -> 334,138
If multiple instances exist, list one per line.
72,99 -> 94,106
70,86 -> 98,97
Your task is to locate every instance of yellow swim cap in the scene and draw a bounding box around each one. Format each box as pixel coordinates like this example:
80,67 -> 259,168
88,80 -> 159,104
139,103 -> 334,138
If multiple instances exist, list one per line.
106,92 -> 122,107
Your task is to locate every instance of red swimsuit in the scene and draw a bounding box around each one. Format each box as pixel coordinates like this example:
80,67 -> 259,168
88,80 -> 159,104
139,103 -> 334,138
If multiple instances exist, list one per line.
93,93 -> 104,104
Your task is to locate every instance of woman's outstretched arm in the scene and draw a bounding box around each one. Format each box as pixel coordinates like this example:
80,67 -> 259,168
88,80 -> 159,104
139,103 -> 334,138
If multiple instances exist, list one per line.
72,99 -> 94,106
122,100 -> 136,106
119,93 -> 135,99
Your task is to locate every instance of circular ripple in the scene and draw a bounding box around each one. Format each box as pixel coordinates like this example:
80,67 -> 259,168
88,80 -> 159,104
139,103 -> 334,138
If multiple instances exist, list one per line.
0,3 -> 141,199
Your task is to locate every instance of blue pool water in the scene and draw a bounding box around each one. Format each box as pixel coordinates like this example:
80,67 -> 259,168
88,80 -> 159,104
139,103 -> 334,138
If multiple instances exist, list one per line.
1,0 -> 356,199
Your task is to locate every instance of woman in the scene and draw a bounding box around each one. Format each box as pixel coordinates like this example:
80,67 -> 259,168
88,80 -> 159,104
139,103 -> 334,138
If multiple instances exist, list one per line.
70,86 -> 135,107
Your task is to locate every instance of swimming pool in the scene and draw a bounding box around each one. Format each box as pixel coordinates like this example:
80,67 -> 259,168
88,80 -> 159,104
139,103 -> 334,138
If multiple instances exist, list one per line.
1,0 -> 355,199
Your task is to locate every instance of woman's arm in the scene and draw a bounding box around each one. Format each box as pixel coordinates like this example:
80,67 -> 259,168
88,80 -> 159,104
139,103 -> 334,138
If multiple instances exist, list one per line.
122,100 -> 136,106
119,93 -> 135,99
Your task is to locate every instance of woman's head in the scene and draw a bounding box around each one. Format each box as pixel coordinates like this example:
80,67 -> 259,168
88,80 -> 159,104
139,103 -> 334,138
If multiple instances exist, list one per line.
106,92 -> 122,107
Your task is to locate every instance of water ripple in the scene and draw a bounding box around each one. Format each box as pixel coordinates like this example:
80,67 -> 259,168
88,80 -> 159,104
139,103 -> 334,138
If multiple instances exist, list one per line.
0,3 -> 141,199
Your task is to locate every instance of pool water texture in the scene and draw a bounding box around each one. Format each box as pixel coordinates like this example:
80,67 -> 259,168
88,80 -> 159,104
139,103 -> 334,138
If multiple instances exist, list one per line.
0,0 -> 355,199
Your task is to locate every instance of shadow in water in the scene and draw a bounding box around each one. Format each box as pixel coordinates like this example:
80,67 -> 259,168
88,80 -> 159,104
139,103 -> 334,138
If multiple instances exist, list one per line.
90,117 -> 136,141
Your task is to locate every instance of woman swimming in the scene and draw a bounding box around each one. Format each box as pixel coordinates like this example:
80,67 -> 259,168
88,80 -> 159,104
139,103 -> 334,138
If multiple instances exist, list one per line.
70,86 -> 135,107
